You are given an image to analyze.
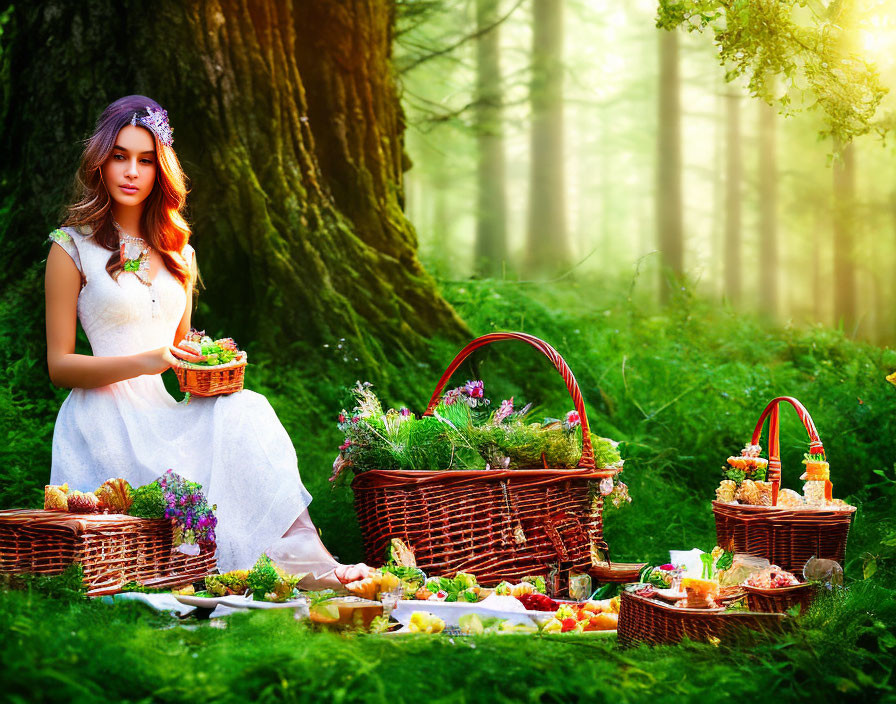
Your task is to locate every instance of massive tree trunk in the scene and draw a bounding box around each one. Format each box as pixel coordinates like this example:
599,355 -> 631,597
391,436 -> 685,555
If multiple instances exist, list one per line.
758,100 -> 778,317
724,92 -> 742,306
656,28 -> 683,302
473,0 -> 508,279
525,0 -> 569,277
832,140 -> 857,333
0,0 -> 467,365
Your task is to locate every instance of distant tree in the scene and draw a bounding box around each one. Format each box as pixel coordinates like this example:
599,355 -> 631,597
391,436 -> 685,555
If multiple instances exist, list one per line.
724,92 -> 742,305
656,28 -> 684,302
474,0 -> 508,278
526,0 -> 569,277
758,100 -> 778,316
833,140 -> 857,332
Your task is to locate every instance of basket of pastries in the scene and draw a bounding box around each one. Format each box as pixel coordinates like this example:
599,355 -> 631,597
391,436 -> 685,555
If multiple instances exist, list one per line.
712,397 -> 855,573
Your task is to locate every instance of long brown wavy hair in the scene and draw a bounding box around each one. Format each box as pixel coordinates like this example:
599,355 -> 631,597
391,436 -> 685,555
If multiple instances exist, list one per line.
62,95 -> 193,289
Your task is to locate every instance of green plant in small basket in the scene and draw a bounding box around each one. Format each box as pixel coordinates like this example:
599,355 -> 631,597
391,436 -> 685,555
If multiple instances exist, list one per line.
176,329 -> 241,367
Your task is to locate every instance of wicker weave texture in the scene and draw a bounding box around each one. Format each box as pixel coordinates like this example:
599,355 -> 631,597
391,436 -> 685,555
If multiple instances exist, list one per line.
174,353 -> 246,397
617,591 -> 783,647
744,583 -> 815,613
353,469 -> 606,586
713,501 -> 854,573
0,509 -> 216,596
713,397 -> 855,573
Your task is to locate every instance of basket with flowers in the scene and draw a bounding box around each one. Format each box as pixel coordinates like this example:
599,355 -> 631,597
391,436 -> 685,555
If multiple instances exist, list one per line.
1,470 -> 217,596
343,332 -> 635,593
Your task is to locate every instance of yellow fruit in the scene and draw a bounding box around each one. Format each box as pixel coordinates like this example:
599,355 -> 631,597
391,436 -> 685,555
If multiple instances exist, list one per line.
379,571 -> 400,594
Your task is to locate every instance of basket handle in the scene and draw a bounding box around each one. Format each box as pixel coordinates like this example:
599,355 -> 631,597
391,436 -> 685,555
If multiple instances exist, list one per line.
750,396 -> 828,506
421,332 -> 597,470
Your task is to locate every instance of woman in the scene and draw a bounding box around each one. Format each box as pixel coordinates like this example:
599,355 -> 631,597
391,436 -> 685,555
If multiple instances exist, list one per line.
45,95 -> 368,586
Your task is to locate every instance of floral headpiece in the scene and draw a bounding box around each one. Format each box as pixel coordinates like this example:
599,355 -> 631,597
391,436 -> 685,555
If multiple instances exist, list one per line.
131,106 -> 173,147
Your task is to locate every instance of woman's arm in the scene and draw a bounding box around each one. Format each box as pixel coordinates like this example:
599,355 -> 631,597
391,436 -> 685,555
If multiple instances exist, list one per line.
45,243 -> 178,389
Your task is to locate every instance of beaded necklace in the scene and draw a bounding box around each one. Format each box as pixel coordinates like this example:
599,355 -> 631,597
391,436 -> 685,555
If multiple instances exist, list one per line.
112,218 -> 160,318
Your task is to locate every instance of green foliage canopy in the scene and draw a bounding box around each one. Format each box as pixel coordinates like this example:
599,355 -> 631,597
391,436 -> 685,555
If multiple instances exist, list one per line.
657,0 -> 888,141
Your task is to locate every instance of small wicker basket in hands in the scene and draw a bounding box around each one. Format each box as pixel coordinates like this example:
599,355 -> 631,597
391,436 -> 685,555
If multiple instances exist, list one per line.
174,352 -> 247,397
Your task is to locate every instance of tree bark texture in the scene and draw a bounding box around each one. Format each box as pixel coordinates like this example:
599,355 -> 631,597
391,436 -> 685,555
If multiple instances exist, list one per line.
724,92 -> 742,306
526,0 -> 569,277
758,100 -> 778,317
473,0 -> 508,279
0,0 -> 467,364
656,29 -> 683,302
832,140 -> 856,332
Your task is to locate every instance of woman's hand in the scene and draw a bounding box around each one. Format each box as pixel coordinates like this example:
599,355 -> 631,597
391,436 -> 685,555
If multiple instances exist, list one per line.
138,346 -> 181,375
334,562 -> 372,585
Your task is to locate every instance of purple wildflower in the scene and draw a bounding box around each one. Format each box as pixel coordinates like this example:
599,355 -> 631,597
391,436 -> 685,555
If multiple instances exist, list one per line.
463,380 -> 484,399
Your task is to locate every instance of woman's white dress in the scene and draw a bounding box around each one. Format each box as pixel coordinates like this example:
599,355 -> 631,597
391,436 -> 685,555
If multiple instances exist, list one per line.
48,225 -> 313,573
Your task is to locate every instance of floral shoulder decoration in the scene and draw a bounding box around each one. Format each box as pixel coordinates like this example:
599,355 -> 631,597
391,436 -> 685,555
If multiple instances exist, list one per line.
48,228 -> 72,244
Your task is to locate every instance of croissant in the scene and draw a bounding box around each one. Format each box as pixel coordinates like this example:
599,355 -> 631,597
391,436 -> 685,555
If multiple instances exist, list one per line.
715,480 -> 737,503
736,480 -> 760,505
44,484 -> 69,511
95,478 -> 133,513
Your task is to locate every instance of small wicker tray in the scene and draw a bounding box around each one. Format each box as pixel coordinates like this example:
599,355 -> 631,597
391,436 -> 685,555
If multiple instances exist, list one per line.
174,352 -> 247,397
0,509 -> 216,596
744,582 -> 815,614
617,589 -> 784,647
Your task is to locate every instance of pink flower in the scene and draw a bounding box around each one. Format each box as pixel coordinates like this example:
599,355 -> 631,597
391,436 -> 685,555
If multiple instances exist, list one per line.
566,410 -> 581,428
399,407 -> 411,417
444,388 -> 462,406
339,440 -> 352,451
660,564 -> 675,571
351,416 -> 360,425
337,413 -> 346,423
495,397 -> 514,423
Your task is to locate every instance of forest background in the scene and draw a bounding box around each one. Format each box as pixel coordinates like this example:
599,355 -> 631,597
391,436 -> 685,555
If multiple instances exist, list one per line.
1,1 -> 896,702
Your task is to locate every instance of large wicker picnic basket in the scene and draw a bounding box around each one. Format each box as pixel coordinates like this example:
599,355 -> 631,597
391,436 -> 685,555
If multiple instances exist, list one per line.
0,509 -> 216,596
713,397 -> 856,574
352,332 -> 637,591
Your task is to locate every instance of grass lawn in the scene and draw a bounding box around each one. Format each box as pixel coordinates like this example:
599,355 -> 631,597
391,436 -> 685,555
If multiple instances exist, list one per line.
2,276 -> 895,702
